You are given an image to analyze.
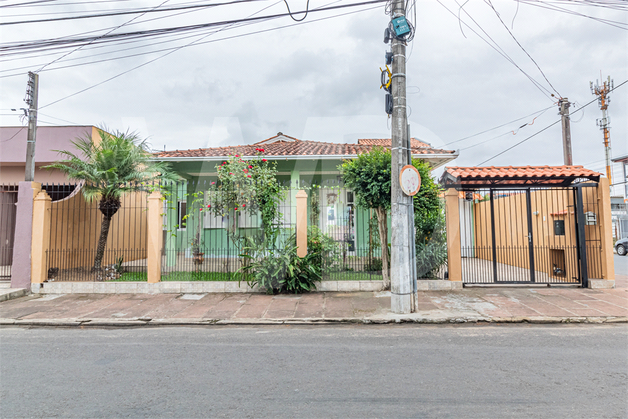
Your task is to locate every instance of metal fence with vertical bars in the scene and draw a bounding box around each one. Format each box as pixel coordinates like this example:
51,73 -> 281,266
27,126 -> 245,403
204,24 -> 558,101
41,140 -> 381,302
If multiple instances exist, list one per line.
0,184 -> 18,279
45,183 -> 148,282
459,185 -> 603,285
158,180 -> 387,282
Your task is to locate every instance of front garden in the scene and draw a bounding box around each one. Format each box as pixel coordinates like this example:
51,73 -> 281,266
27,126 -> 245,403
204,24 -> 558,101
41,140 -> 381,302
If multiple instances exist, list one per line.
45,132 -> 447,292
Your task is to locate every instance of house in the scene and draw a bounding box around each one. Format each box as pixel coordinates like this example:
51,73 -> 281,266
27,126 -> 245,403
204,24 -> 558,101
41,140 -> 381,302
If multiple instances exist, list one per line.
0,125 -> 103,184
1,126 -> 105,277
610,154 -> 628,239
153,132 -> 458,270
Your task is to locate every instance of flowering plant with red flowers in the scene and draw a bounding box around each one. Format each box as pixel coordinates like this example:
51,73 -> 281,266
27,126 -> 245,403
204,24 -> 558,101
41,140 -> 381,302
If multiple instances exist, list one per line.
202,151 -> 284,242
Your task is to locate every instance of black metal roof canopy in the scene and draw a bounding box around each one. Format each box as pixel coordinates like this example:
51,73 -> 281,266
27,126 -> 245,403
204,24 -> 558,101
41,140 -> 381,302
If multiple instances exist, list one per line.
440,166 -> 602,190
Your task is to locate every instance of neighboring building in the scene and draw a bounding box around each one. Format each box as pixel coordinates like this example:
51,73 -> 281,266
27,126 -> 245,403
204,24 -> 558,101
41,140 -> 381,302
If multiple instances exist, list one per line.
0,126 -> 104,277
611,154 -> 628,198
610,155 -> 628,239
0,125 -> 102,184
611,196 -> 627,239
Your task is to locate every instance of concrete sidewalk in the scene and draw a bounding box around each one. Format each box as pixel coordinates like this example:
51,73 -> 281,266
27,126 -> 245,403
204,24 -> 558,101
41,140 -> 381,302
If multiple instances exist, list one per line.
1,274 -> 626,326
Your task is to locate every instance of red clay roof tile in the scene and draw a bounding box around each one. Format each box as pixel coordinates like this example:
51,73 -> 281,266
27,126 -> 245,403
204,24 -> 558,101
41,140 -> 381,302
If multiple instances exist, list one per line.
154,134 -> 455,159
442,165 -> 602,187
445,165 -> 601,179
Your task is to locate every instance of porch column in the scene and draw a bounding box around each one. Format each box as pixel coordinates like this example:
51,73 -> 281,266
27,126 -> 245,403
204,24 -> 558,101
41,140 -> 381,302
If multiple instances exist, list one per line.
10,181 -> 41,289
31,190 -> 51,288
290,170 -> 300,227
596,177 -> 615,288
296,190 -> 308,257
164,183 -> 180,268
147,191 -> 163,283
445,188 -> 462,282
165,201 -> 178,268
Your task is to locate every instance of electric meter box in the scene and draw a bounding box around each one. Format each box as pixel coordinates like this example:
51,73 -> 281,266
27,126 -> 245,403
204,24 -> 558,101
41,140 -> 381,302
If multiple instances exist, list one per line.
391,16 -> 411,37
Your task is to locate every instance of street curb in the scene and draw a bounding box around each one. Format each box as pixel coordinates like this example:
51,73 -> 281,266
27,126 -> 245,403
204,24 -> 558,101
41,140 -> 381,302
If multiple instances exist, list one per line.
1,316 -> 626,327
0,288 -> 29,302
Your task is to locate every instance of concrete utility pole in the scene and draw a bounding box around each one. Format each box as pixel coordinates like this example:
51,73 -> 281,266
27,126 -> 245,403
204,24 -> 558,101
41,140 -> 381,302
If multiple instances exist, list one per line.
591,76 -> 614,186
390,0 -> 413,314
558,98 -> 572,166
24,71 -> 39,182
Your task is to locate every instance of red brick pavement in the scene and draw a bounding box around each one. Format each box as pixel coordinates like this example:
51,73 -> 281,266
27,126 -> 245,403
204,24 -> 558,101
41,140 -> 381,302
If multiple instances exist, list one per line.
1,275 -> 626,323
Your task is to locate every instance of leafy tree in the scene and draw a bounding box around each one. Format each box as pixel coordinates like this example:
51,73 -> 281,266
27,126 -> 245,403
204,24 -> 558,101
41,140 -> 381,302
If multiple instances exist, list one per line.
45,129 -> 175,271
339,147 -> 392,287
340,148 -> 446,285
412,158 -> 447,278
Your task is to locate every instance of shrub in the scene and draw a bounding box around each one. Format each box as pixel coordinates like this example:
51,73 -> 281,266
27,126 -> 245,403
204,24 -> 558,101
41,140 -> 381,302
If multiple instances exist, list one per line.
239,234 -> 322,294
415,205 -> 447,278
307,226 -> 341,274
365,258 -> 383,272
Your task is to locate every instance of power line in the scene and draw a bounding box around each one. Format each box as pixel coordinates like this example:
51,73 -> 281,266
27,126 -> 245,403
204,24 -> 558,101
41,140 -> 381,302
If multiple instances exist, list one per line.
0,0 -> 262,26
0,0 -> 349,77
0,0 -> 386,56
442,105 -> 554,146
0,0 -> 135,8
0,0 -> 211,15
36,0 -> 173,72
0,126 -> 26,143
518,0 -> 628,30
485,0 -> 562,97
40,0 -> 379,109
476,79 -> 628,165
38,112 -> 81,125
476,119 -> 561,166
437,0 -> 554,100
282,0 -> 310,21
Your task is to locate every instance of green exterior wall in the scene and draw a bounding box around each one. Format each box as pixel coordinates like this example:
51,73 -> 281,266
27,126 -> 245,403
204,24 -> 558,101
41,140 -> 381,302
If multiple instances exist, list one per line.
161,158 -> 392,259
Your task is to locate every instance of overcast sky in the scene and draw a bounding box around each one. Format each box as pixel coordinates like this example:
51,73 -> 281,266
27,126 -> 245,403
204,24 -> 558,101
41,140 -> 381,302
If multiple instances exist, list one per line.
1,0 -> 626,192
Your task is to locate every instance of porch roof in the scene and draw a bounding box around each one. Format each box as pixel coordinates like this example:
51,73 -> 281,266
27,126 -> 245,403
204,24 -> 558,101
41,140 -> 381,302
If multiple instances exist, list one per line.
154,133 -> 458,169
440,165 -> 602,189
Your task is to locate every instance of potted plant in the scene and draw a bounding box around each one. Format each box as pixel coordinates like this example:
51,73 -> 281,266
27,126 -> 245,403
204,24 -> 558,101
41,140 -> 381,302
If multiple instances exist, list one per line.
190,234 -> 204,266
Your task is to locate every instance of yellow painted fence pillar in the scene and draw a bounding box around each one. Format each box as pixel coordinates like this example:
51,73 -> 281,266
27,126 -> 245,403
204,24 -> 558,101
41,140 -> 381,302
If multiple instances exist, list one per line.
296,190 -> 308,258
445,188 -> 462,282
597,177 -> 615,283
31,190 -> 51,285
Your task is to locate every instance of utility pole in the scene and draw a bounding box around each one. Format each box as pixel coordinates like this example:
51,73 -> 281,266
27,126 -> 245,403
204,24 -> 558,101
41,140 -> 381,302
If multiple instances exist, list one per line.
558,98 -> 572,166
590,76 -> 614,186
389,0 -> 413,314
24,71 -> 39,182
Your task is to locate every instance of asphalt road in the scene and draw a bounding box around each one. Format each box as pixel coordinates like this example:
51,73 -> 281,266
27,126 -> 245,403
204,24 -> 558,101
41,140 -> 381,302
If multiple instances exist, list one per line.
1,325 -> 627,418
615,253 -> 627,274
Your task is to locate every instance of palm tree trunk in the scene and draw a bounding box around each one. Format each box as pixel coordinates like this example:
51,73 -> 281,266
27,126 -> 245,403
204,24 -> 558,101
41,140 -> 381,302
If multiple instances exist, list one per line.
93,214 -> 112,271
375,206 -> 390,289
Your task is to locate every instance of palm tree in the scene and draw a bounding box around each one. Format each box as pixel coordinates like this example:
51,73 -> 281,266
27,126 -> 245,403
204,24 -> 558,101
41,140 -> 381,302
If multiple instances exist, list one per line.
45,129 -> 175,271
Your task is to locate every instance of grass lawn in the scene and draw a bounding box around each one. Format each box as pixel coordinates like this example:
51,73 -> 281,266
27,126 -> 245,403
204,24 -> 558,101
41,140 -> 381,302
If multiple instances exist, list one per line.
323,272 -> 383,281
162,271 -> 238,281
117,271 -> 239,281
118,271 -> 382,282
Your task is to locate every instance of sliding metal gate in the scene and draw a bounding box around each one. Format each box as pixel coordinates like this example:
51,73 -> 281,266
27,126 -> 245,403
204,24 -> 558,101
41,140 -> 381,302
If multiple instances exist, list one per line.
460,184 -> 602,286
